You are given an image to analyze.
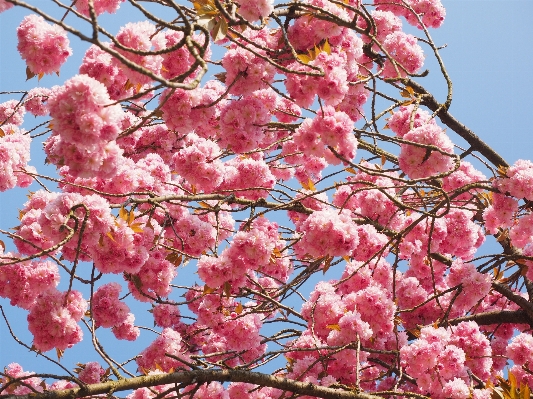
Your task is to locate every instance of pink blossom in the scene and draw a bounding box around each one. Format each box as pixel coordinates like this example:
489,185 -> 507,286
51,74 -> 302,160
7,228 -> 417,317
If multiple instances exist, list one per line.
17,14 -> 71,76
1,363 -> 46,395
0,124 -> 34,192
506,333 -> 533,366
388,104 -> 437,138
136,328 -> 191,372
382,32 -> 424,78
78,362 -> 105,384
496,159 -> 533,201
483,193 -> 518,234
27,289 -> 87,352
92,283 -> 130,328
75,0 -> 125,16
0,100 -> 25,126
79,44 -> 132,100
111,21 -> 163,86
220,156 -> 275,200
0,0 -> 14,12
112,313 -> 140,341
398,123 -> 455,179
126,250 -> 177,302
152,304 -> 181,328
442,378 -> 470,399
0,256 -> 59,309
45,74 -> 124,178
447,259 -> 492,312
24,87 -> 53,116
296,209 -> 359,259
234,0 -> 273,22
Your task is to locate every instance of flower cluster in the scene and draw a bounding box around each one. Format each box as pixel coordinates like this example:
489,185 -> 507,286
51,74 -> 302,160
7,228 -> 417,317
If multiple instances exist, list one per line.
17,14 -> 71,76
78,362 -> 106,384
75,0 -> 125,16
0,124 -> 34,192
0,0 -> 13,13
0,363 -> 45,395
495,159 -> 533,201
44,75 -> 124,178
398,123 -> 455,179
219,97 -> 271,153
295,209 -> 359,258
27,289 -> 88,352
0,100 -> 25,125
375,0 -> 446,29
136,328 -> 191,372
234,0 -> 273,22
79,44 -> 133,100
111,21 -> 163,87
293,106 -> 357,163
400,323 -> 491,399
0,256 -> 59,309
198,218 -> 281,289
91,283 -> 131,328
24,87 -> 54,116
382,32 -> 425,78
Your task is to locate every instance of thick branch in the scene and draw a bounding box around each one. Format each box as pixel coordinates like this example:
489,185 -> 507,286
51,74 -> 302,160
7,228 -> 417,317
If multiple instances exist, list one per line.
406,79 -> 509,168
2,370 -> 383,399
491,282 -> 533,323
449,310 -> 531,327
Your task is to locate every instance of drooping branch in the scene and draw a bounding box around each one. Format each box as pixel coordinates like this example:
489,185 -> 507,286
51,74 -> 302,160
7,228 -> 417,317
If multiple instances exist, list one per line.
2,370 -> 384,399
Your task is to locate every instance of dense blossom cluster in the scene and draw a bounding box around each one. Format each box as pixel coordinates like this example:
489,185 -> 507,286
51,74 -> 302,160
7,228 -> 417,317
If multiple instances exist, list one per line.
16,14 -> 71,76
75,0 -> 125,16
0,124 -> 34,192
27,289 -> 87,352
2,1 -> 533,399
44,75 -> 124,178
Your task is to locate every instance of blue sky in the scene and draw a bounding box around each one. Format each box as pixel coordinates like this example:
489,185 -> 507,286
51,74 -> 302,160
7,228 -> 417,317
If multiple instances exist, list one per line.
0,0 -> 532,380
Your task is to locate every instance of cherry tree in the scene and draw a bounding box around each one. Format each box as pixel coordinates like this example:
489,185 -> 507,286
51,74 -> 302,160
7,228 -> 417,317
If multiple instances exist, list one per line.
0,1 -> 532,399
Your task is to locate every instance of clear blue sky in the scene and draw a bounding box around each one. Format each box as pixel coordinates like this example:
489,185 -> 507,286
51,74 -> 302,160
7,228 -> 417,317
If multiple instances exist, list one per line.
0,0 -> 532,377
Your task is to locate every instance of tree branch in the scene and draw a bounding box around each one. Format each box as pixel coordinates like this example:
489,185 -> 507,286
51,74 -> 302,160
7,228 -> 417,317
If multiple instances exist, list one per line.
2,370 -> 384,399
448,309 -> 531,327
406,79 -> 509,168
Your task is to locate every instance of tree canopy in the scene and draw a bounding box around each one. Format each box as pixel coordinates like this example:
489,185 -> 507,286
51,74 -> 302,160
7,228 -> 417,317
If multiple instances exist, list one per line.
0,1 -> 532,399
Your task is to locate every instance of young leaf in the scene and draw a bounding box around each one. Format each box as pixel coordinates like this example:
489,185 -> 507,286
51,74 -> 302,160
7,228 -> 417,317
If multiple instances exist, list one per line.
297,53 -> 312,64
119,207 -> 128,221
322,39 -> 331,55
326,324 -> 341,331
130,223 -> 144,233
323,255 -> 333,273
25,66 -> 36,81
193,0 -> 219,16
211,17 -> 228,42
301,178 -> 316,191
203,285 -> 215,295
124,79 -> 134,91
166,252 -> 183,267
223,281 -> 231,298
214,72 -> 227,83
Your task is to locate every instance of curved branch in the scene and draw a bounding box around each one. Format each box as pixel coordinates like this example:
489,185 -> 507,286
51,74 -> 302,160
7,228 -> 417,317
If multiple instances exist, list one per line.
2,370 -> 384,399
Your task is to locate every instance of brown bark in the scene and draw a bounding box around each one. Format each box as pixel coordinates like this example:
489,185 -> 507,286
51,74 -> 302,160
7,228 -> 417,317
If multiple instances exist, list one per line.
2,370 -> 384,399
